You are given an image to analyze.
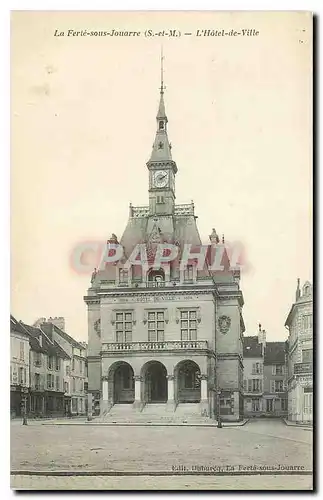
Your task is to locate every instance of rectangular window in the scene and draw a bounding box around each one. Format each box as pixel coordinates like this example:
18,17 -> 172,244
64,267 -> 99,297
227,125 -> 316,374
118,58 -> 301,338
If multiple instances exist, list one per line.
56,357 -> 60,371
47,374 -> 54,389
66,365 -> 70,376
72,378 -> 76,393
34,352 -> 42,367
35,373 -> 40,391
251,379 -> 262,392
19,367 -> 24,384
115,311 -> 133,343
180,310 -> 197,340
274,380 -> 284,392
64,382 -> 68,393
148,311 -> 165,342
72,358 -> 75,371
80,361 -> 83,374
56,376 -> 60,391
19,342 -> 24,361
275,365 -> 283,375
252,362 -> 262,374
48,356 -> 53,370
266,399 -> 273,412
302,349 -> 313,363
184,265 -> 194,281
119,269 -> 129,284
281,399 -> 288,411
303,392 -> 313,414
252,399 -> 260,412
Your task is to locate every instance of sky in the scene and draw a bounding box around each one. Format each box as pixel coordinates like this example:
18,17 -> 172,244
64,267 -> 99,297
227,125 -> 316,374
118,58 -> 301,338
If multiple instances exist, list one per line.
11,11 -> 312,342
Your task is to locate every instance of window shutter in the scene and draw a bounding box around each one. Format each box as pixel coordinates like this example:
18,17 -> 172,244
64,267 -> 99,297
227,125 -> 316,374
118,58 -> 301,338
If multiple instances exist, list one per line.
248,380 -> 252,392
272,365 -> 276,375
270,380 -> 275,393
259,379 -> 263,392
252,363 -> 255,374
243,380 -> 247,391
111,311 -> 116,325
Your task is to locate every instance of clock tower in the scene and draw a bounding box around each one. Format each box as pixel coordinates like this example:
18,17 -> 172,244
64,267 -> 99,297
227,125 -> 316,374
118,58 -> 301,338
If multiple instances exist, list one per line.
147,57 -> 177,216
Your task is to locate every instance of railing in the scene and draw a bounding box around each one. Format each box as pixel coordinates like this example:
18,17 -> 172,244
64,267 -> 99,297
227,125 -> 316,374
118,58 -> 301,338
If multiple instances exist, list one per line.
102,340 -> 208,352
131,206 -> 149,218
294,362 -> 313,375
174,203 -> 195,216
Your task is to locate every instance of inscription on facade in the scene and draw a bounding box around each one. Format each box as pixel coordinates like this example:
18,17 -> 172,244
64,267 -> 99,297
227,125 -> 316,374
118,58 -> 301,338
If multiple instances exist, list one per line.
112,294 -> 199,303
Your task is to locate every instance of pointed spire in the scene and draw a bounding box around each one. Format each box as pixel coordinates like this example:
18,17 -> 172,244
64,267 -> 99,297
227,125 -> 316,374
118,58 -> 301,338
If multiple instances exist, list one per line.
157,47 -> 167,119
148,48 -> 173,163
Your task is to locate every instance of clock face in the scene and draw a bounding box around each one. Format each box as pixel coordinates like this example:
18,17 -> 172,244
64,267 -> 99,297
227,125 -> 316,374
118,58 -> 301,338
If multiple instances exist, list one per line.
154,170 -> 168,188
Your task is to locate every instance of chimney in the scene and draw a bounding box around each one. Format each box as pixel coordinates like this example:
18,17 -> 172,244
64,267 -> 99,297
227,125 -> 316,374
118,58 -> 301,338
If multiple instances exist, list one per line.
258,323 -> 266,356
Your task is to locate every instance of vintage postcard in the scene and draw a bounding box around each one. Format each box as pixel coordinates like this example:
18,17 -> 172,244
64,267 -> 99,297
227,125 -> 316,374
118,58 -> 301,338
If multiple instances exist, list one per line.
10,10 -> 313,491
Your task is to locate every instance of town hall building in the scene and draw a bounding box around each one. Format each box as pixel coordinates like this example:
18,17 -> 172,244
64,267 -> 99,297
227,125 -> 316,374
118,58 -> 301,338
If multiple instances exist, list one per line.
85,71 -> 245,422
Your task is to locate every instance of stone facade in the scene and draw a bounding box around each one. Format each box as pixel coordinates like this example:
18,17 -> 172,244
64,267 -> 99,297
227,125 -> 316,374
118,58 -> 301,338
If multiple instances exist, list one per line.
285,280 -> 313,424
85,78 -> 245,422
243,329 -> 288,418
10,316 -> 30,417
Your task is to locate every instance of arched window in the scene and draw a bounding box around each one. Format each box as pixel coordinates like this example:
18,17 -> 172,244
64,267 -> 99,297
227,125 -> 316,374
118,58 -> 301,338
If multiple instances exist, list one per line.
147,268 -> 165,287
159,121 -> 164,130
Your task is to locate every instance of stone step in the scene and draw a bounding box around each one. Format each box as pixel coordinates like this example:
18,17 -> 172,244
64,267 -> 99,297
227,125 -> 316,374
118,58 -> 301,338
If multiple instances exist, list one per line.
97,402 -> 211,424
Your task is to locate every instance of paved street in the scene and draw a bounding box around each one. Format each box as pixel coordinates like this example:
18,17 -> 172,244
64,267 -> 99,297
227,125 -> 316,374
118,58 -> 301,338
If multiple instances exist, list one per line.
11,418 -> 313,490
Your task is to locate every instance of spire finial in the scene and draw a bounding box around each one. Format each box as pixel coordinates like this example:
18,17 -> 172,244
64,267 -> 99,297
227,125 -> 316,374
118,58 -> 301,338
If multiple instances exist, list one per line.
160,46 -> 165,94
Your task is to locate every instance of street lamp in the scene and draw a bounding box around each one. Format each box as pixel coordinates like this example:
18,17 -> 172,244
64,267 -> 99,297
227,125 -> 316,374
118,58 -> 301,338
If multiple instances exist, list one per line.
21,385 -> 29,426
217,390 -> 223,428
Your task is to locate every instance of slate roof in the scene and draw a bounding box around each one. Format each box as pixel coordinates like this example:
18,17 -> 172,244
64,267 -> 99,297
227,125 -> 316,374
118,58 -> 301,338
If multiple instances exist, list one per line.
19,321 -> 70,359
10,315 -> 29,337
243,336 -> 263,358
264,342 -> 287,365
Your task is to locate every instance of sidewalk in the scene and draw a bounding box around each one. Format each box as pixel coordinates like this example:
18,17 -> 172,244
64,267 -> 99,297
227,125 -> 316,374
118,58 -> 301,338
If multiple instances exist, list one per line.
13,417 -> 250,428
282,418 -> 313,430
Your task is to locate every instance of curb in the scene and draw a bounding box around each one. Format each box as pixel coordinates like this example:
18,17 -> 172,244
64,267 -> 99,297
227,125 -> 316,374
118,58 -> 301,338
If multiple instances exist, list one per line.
10,469 -> 313,477
282,418 -> 313,429
40,419 -> 249,428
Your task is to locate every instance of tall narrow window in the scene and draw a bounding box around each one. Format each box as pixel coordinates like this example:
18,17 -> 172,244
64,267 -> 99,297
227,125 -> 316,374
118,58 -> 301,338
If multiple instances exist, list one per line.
19,342 -> 24,361
180,310 -> 197,340
147,311 -> 164,342
119,269 -> 129,284
184,265 -> 194,282
115,312 -> 133,343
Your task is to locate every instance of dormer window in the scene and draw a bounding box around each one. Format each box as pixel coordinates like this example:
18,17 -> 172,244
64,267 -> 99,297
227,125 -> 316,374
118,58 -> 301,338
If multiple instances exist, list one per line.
119,268 -> 129,284
184,265 -> 194,281
159,121 -> 164,130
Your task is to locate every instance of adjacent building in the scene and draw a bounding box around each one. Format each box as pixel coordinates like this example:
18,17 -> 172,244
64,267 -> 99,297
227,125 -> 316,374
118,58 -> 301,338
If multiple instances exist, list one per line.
85,73 -> 245,421
243,326 -> 288,418
243,331 -> 264,417
263,341 -> 288,417
10,315 -> 88,418
285,280 -> 313,424
34,317 -> 88,416
20,322 -> 69,417
10,316 -> 30,417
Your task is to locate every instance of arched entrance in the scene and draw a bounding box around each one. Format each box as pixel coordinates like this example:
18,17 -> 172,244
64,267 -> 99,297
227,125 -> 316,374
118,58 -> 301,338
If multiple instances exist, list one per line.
142,361 -> 168,403
175,360 -> 201,403
111,362 -> 134,404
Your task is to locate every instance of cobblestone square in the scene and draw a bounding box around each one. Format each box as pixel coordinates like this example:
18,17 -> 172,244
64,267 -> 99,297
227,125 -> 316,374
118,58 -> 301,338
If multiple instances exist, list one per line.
11,418 -> 313,490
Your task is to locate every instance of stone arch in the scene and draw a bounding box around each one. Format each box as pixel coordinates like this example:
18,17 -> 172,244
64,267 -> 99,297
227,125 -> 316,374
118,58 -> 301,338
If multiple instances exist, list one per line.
108,361 -> 135,404
174,360 -> 201,403
140,360 -> 168,403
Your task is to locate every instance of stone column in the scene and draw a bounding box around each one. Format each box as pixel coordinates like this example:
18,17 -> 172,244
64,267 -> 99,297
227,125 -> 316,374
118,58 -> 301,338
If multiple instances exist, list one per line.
100,376 -> 110,415
133,376 -> 142,410
200,375 -> 209,417
166,375 -> 175,411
